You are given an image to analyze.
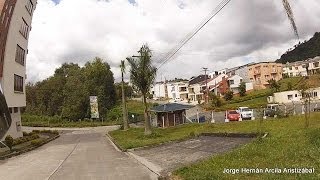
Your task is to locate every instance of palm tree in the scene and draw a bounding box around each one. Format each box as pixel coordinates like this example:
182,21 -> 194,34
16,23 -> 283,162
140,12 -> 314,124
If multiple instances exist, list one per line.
120,60 -> 129,130
282,0 -> 299,39
127,44 -> 157,135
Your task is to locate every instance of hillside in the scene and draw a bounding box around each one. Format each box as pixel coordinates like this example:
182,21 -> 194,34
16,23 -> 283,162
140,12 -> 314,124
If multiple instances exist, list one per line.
276,32 -> 320,64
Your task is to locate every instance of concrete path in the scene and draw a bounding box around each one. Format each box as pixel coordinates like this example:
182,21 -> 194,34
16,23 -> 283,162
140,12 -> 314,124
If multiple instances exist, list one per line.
0,126 -> 157,180
130,136 -> 253,176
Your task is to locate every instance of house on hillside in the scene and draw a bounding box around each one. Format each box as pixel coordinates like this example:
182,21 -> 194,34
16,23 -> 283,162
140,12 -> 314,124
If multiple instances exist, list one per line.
248,62 -> 283,89
151,103 -> 194,128
268,87 -> 320,104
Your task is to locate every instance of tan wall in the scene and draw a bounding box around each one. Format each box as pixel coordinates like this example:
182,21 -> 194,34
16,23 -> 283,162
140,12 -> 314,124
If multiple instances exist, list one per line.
248,62 -> 283,89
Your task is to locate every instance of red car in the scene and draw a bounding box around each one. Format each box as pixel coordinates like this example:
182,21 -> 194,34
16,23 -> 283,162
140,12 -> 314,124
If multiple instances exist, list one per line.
225,110 -> 241,121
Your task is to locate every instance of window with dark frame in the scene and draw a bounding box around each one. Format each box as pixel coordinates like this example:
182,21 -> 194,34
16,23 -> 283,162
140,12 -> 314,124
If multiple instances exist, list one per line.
20,18 -> 29,39
14,107 -> 18,113
26,0 -> 34,15
15,45 -> 25,65
14,74 -> 24,92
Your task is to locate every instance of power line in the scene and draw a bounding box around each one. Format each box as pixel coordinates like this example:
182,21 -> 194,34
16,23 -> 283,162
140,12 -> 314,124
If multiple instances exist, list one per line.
157,0 -> 232,70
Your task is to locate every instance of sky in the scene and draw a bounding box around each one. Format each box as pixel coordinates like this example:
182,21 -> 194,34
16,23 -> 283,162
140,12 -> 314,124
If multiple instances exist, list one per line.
26,0 -> 320,83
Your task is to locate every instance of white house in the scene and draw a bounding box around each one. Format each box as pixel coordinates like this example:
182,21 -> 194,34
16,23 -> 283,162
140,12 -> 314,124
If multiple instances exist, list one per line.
268,87 -> 320,104
150,82 -> 166,99
167,81 -> 189,101
228,75 -> 243,94
283,61 -> 308,77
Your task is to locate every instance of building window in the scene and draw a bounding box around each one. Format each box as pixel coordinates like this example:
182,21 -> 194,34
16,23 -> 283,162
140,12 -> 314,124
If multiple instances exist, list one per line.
314,92 -> 318,97
9,108 -> 12,114
288,95 -> 293,100
295,94 -> 298,97
26,0 -> 34,15
20,18 -> 29,39
14,107 -> 18,113
15,45 -> 25,65
14,74 -> 24,92
314,62 -> 319,68
295,67 -> 298,70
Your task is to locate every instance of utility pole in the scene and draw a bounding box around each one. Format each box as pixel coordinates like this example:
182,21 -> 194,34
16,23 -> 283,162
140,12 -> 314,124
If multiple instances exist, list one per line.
202,67 -> 209,104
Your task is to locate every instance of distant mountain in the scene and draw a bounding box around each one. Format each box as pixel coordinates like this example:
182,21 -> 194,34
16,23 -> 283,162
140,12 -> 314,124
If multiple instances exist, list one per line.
276,32 -> 320,64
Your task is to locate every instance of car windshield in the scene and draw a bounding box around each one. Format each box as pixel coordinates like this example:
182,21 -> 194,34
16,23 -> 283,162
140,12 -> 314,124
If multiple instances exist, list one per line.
242,108 -> 251,111
229,111 -> 238,114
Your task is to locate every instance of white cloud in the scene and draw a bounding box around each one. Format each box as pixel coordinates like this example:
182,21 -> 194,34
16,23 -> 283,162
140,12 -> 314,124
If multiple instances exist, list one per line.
27,0 -> 320,83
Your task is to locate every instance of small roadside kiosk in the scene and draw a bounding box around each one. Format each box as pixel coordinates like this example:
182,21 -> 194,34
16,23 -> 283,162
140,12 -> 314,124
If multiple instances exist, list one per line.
150,103 -> 194,128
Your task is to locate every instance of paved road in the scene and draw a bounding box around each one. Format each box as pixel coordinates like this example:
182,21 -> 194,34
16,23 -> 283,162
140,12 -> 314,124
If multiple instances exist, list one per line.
131,136 -> 253,176
0,126 -> 157,180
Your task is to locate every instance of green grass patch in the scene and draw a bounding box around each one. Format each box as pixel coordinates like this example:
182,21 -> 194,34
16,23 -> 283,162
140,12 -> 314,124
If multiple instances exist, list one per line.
110,113 -> 320,179
22,114 -> 120,127
174,113 -> 320,179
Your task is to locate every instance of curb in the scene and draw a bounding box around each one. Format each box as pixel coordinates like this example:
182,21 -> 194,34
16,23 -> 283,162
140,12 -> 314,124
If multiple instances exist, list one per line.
105,132 -> 125,152
0,134 -> 60,160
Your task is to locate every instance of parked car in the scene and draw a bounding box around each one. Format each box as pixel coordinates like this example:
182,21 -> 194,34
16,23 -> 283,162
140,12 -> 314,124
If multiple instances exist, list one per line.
264,104 -> 279,117
237,107 -> 254,120
225,110 -> 241,121
314,106 -> 320,112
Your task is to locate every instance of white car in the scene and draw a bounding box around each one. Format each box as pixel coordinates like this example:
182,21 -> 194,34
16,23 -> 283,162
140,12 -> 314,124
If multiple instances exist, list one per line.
237,107 -> 254,120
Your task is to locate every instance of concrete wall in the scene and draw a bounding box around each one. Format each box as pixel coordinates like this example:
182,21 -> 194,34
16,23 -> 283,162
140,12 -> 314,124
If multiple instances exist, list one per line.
0,0 -> 37,139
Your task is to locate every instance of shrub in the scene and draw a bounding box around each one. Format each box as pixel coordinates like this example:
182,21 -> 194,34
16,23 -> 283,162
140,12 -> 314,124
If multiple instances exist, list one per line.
239,82 -> 246,97
30,139 -> 44,146
23,132 -> 29,136
224,91 -> 234,101
32,130 -> 40,133
5,135 -> 14,151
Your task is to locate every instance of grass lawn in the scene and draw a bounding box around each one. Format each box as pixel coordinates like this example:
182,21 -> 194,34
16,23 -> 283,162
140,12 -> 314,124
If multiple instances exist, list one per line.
22,114 -> 120,127
217,96 -> 268,111
208,76 -> 303,111
110,113 -> 320,179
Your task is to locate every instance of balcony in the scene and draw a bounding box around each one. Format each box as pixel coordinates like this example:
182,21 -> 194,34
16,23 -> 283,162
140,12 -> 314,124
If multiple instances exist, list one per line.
254,70 -> 261,75
271,68 -> 277,74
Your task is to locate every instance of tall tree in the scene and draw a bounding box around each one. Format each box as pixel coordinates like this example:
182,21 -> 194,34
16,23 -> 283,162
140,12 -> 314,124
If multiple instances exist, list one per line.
84,58 -> 116,118
127,44 -> 157,135
120,60 -> 129,130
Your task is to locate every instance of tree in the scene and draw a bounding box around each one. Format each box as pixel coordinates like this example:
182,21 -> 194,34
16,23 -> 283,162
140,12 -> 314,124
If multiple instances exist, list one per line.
84,58 -> 117,118
61,68 -> 88,120
5,135 -> 13,151
268,79 -> 281,92
127,44 -> 157,135
120,60 -> 129,130
238,82 -> 246,97
209,92 -> 222,108
298,78 -> 311,128
224,91 -> 234,101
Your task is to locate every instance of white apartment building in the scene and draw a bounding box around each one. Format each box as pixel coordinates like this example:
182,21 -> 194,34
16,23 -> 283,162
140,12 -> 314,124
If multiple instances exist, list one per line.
150,81 -> 189,101
283,57 -> 320,77
0,0 -> 37,139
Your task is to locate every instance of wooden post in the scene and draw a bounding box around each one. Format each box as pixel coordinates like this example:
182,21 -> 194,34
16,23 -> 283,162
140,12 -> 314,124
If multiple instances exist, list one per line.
167,113 -> 169,127
174,113 -> 176,126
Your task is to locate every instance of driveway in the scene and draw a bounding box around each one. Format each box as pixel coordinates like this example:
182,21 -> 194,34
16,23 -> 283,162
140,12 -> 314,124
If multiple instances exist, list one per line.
130,136 -> 253,176
0,126 -> 157,180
